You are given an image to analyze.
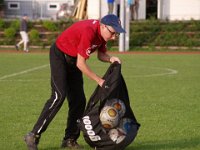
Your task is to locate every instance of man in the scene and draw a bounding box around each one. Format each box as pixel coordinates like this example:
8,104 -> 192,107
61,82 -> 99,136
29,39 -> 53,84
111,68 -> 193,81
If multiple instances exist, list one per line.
134,0 -> 139,20
24,14 -> 125,150
15,14 -> 29,52
128,0 -> 139,20
107,0 -> 115,14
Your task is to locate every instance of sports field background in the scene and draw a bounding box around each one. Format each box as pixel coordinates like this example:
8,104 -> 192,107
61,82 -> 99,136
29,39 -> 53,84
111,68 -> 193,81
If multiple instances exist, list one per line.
0,51 -> 200,150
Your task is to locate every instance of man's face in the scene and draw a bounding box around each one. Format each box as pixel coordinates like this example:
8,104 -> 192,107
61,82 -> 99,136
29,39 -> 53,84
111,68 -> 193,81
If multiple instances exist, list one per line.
24,16 -> 28,20
101,24 -> 119,42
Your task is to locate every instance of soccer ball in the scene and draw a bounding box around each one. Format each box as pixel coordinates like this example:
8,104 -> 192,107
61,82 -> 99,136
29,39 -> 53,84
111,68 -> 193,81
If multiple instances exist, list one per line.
118,118 -> 135,134
100,106 -> 119,129
105,98 -> 126,118
108,128 -> 126,144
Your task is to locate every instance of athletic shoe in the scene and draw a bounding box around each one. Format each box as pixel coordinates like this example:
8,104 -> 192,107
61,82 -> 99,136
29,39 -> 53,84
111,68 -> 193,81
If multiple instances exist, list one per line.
24,50 -> 29,53
24,132 -> 40,150
15,45 -> 19,51
61,138 -> 81,149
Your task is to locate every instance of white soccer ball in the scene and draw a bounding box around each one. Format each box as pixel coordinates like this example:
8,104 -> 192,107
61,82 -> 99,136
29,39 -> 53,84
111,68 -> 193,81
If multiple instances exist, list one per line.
118,118 -> 134,134
100,106 -> 119,129
105,98 -> 126,118
108,128 -> 126,144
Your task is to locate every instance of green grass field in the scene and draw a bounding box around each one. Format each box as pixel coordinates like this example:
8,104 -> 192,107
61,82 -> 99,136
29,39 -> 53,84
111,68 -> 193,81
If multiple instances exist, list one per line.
0,52 -> 200,150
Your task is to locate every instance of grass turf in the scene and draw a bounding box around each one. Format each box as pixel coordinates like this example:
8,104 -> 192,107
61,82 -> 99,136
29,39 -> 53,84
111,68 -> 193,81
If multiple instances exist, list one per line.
0,52 -> 200,150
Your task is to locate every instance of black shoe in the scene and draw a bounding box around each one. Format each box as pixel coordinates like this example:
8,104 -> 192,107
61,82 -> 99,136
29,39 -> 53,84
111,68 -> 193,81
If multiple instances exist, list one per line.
15,45 -> 19,51
61,138 -> 81,149
24,132 -> 40,150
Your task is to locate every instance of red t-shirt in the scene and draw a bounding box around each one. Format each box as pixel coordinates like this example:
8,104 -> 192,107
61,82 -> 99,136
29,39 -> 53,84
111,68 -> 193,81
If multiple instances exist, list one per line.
56,19 -> 107,59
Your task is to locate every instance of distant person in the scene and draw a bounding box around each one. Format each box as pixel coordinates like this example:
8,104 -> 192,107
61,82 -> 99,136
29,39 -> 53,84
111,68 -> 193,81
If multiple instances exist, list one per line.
107,0 -> 115,14
24,14 -> 125,150
128,0 -> 135,20
128,0 -> 139,20
116,0 -> 120,17
56,4 -> 68,20
15,14 -> 29,52
134,0 -> 139,20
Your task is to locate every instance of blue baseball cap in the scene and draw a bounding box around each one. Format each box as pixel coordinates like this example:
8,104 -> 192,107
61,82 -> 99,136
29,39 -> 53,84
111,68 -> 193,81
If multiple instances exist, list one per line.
101,14 -> 126,33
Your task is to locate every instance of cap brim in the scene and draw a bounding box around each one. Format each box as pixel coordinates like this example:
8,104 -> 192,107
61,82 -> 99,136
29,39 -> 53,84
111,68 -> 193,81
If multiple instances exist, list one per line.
113,26 -> 126,33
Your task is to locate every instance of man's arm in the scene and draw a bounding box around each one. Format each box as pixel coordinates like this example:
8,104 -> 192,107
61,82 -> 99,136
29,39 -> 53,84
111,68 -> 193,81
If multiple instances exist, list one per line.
76,54 -> 105,87
97,51 -> 121,64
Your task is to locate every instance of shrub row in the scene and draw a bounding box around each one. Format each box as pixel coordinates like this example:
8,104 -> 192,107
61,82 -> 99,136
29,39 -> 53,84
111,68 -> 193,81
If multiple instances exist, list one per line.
1,18 -> 200,50
130,19 -> 200,48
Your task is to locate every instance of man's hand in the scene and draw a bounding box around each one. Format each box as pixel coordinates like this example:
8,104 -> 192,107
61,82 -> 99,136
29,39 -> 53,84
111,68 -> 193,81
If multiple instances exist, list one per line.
97,51 -> 121,64
98,78 -> 105,87
110,56 -> 121,64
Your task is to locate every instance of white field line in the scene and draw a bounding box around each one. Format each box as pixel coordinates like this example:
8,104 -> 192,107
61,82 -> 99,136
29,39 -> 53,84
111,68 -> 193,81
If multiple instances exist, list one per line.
0,64 -> 49,80
0,65 -> 178,81
124,66 -> 178,78
0,79 -> 49,82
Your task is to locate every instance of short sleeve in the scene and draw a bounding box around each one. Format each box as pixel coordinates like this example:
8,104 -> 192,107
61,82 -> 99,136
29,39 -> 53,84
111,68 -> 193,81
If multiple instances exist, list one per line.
77,27 -> 97,59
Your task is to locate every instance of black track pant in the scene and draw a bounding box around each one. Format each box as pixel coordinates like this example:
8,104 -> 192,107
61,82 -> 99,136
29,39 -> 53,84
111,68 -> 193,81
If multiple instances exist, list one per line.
31,43 -> 86,140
